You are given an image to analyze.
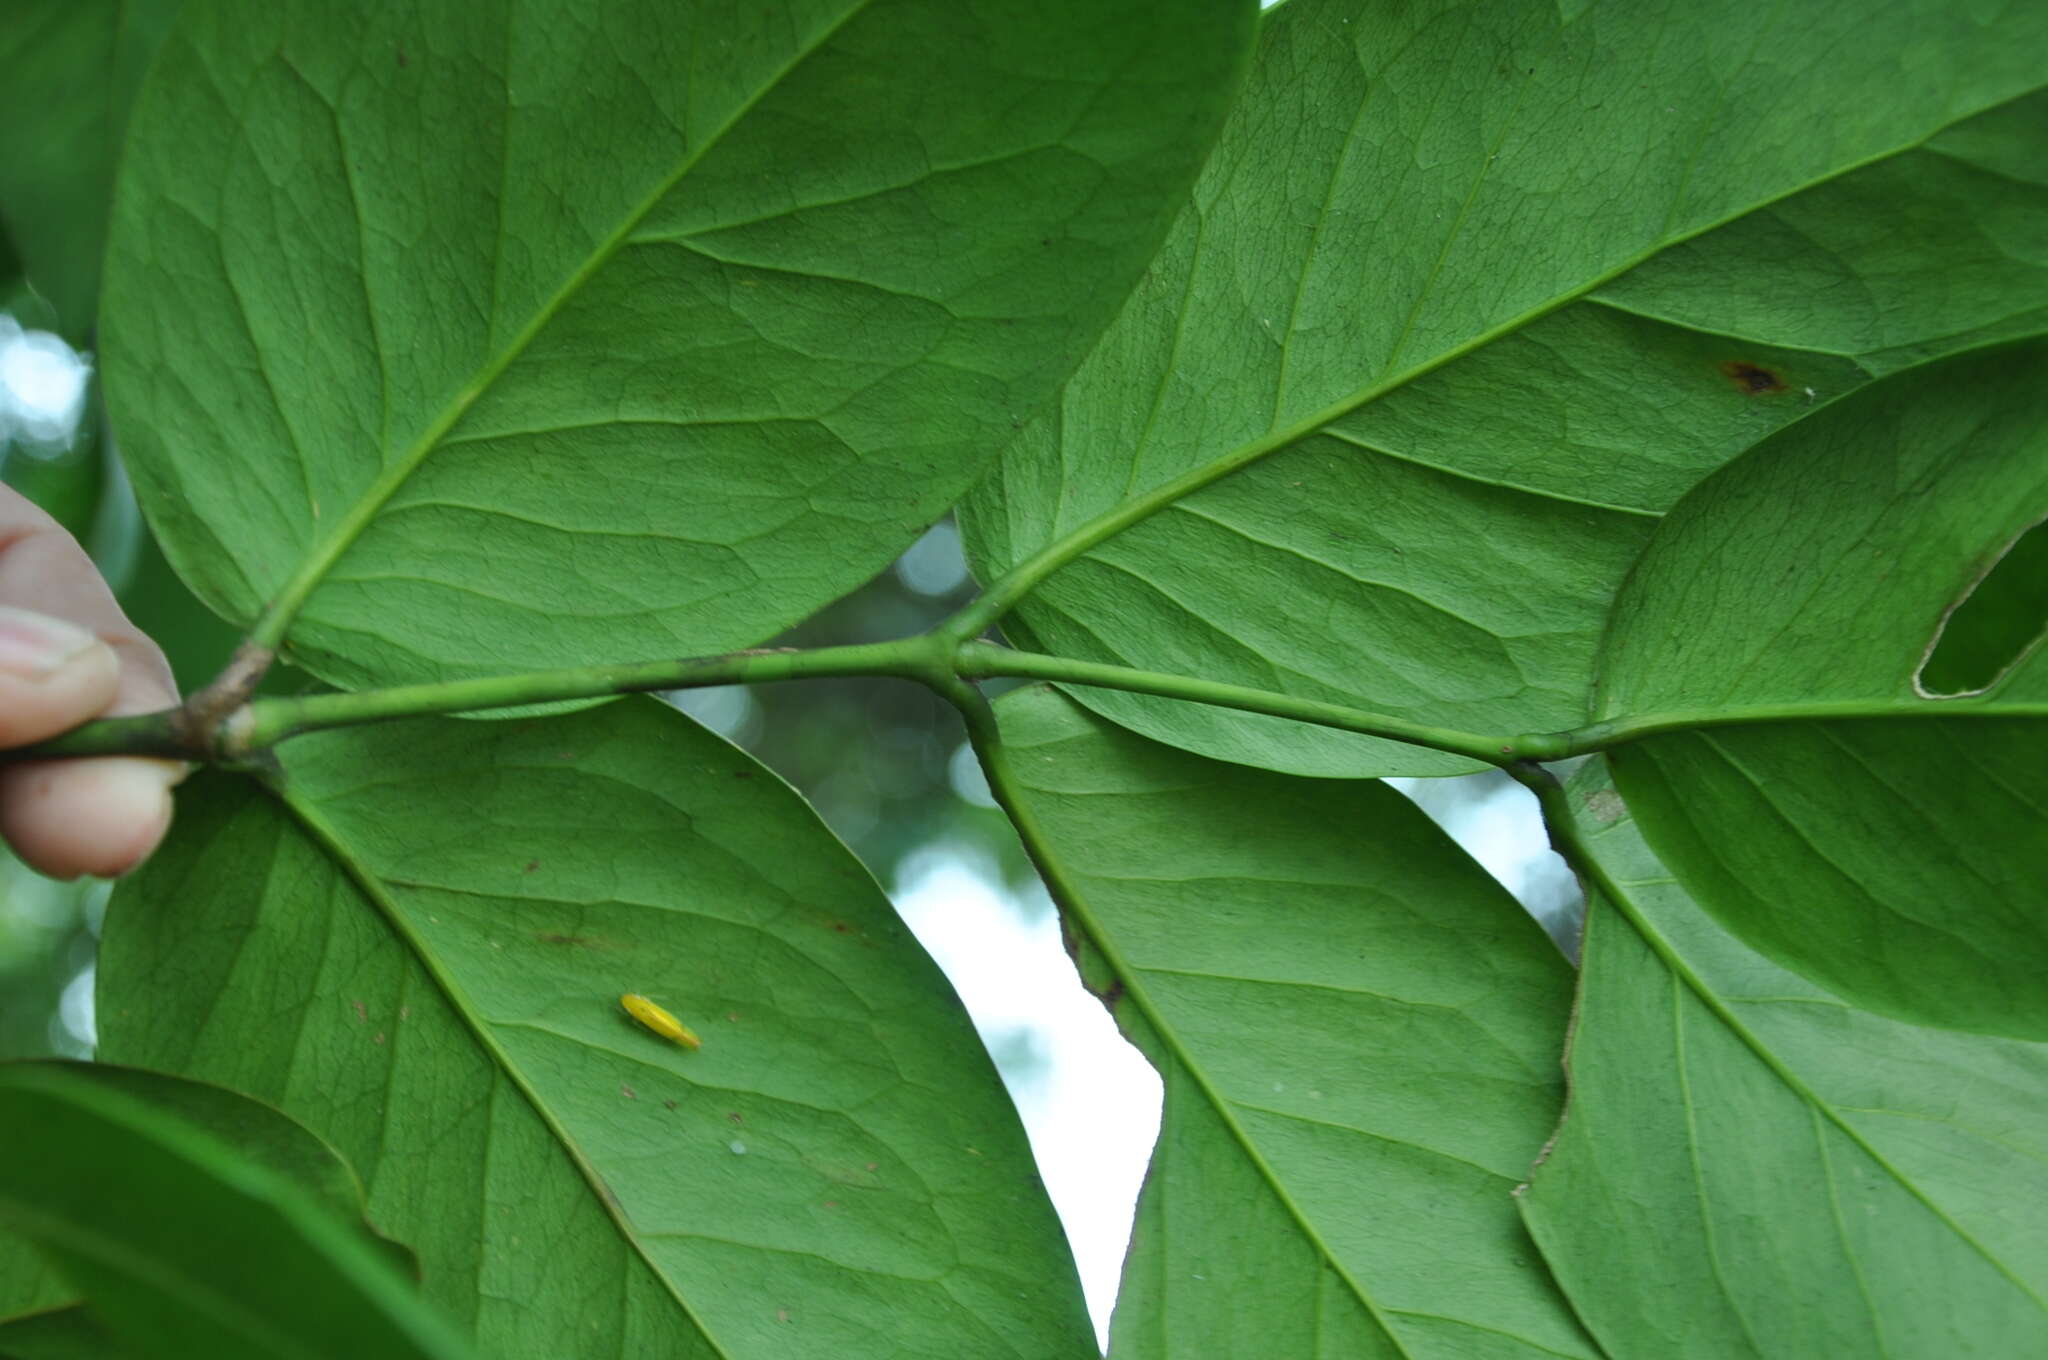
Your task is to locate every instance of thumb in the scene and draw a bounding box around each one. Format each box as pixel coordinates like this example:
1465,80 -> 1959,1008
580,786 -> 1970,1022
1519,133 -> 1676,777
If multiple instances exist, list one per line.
0,607 -> 184,880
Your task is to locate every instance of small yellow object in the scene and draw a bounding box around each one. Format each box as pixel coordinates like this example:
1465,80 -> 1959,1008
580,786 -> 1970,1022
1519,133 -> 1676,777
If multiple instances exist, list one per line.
621,994 -> 700,1050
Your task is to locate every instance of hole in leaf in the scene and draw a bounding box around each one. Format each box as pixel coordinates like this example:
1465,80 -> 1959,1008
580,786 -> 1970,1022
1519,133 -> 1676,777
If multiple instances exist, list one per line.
1917,516 -> 2048,696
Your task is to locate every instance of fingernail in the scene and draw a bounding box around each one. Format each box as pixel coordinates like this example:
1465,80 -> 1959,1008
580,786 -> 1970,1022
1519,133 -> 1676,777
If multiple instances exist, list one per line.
0,607 -> 101,680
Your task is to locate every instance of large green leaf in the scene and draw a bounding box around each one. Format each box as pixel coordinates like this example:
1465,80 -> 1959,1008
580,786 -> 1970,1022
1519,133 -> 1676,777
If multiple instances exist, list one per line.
1519,764 -> 2048,1356
103,0 -> 1253,692
962,0 -> 2048,777
989,688 -> 1591,1358
0,1062 -> 474,1360
0,1 -> 177,340
1596,342 -> 2048,1036
99,699 -> 1094,1359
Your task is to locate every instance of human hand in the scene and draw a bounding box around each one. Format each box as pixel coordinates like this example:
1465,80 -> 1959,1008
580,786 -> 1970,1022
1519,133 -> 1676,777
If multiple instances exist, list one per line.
0,484 -> 182,879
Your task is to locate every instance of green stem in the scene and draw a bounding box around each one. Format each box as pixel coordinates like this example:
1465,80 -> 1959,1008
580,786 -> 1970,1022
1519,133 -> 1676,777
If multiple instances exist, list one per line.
1547,698 -> 2047,754
7,634 -> 2043,767
229,638 -> 949,754
955,642 -> 1523,764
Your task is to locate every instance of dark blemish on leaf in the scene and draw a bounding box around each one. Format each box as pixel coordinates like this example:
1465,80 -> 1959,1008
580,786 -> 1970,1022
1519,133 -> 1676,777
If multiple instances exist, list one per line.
830,922 -> 852,934
1098,979 -> 1126,1010
663,1099 -> 678,1111
732,769 -> 753,780
1719,360 -> 1787,396
823,1200 -> 839,1209
395,44 -> 408,68
523,859 -> 540,873
727,1112 -> 744,1125
622,1084 -> 637,1100
535,933 -> 591,947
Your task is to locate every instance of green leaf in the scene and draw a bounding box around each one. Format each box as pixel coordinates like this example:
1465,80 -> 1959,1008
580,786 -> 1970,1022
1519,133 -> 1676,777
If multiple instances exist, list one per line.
0,1061 -> 420,1332
0,0 -> 178,340
1596,342 -> 2048,1036
0,1305 -> 133,1360
103,0 -> 1255,692
988,687 -> 1591,1357
962,0 -> 2048,777
1519,763 -> 2048,1356
99,698 -> 1095,1359
0,1062 -> 475,1360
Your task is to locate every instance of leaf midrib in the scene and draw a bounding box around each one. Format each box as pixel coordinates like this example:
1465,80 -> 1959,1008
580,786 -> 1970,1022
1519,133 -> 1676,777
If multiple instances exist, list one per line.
249,0 -> 876,651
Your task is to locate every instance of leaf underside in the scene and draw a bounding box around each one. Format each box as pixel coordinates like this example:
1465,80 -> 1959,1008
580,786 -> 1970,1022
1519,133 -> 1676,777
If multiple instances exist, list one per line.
105,0 -> 1254,691
964,0 -> 2048,778
100,700 -> 1097,1359
992,688 -> 1593,1358
1521,763 -> 2048,1356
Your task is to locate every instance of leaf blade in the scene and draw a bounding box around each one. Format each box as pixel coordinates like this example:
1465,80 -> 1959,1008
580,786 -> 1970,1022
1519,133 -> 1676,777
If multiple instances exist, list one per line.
105,0 -> 1255,688
101,699 -> 1095,1358
988,687 -> 1592,1358
1595,340 -> 2048,1034
964,0 -> 2048,776
1519,764 -> 2048,1355
0,1062 -> 476,1360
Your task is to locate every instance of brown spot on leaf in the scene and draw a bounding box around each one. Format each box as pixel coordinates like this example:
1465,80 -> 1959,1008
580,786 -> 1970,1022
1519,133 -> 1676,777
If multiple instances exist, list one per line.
663,1099 -> 678,1111
395,44 -> 408,68
1720,359 -> 1787,396
727,1112 -> 744,1125
1585,789 -> 1626,825
350,1000 -> 368,1023
622,1084 -> 637,1100
522,859 -> 540,873
536,933 -> 591,947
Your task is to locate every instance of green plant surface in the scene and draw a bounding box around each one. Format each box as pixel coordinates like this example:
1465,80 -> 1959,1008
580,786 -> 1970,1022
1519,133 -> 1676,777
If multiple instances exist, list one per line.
0,1062 -> 475,1360
961,0 -> 2048,778
1519,763 -> 2048,1356
0,0 -> 177,341
980,687 -> 1591,1357
98,698 -> 1095,1359
0,1303 -> 132,1360
1596,341 -> 2048,1037
0,1061 -> 424,1337
5,2 -> 2044,1354
102,0 -> 1253,694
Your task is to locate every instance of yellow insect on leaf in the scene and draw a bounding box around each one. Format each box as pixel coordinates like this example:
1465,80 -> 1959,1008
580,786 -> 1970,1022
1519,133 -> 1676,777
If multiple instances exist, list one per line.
620,993 -> 701,1050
